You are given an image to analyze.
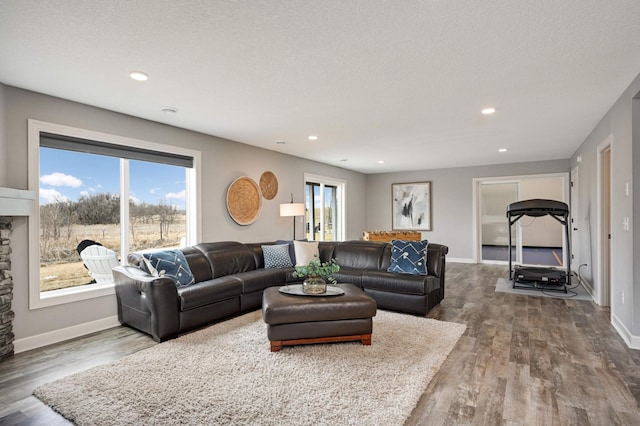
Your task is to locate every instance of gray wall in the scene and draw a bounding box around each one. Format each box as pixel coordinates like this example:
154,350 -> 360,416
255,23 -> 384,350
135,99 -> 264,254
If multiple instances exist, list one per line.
0,83 -> 6,185
570,70 -> 640,339
1,85 -> 366,341
366,160 -> 570,260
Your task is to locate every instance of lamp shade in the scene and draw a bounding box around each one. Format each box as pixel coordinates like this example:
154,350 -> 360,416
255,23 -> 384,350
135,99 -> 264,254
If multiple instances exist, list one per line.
279,203 -> 305,217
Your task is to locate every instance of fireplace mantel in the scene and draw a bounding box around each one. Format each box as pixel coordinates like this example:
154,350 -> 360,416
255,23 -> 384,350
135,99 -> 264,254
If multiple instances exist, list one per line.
0,187 -> 36,216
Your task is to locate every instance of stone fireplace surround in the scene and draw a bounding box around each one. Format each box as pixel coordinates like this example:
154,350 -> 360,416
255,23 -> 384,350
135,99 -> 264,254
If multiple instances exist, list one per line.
0,187 -> 36,361
0,217 -> 14,360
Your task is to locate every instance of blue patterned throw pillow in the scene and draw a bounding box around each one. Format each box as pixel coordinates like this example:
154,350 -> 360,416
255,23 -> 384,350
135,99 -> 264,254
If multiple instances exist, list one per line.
262,244 -> 294,268
387,239 -> 429,275
142,249 -> 195,287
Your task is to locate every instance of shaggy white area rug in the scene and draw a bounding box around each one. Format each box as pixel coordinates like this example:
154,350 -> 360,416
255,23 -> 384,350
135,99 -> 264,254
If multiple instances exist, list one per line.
34,310 -> 465,425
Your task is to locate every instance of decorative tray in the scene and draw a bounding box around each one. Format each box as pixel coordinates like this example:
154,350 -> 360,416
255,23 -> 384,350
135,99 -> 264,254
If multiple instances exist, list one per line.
278,284 -> 344,297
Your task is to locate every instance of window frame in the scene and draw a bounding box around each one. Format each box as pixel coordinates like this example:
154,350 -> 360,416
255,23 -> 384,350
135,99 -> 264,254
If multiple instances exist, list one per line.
28,119 -> 201,309
303,173 -> 346,241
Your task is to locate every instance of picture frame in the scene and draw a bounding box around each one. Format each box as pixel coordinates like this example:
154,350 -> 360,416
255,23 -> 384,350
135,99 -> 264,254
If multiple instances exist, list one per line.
391,181 -> 431,231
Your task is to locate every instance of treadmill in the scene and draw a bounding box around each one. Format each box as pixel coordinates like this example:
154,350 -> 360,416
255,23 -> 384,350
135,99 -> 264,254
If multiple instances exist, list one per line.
506,199 -> 570,292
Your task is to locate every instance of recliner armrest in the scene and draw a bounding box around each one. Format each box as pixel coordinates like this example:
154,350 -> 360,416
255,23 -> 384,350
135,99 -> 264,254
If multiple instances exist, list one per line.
112,265 -> 180,342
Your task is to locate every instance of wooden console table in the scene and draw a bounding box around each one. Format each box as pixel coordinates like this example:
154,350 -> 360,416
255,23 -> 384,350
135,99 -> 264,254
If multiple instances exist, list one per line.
362,231 -> 422,242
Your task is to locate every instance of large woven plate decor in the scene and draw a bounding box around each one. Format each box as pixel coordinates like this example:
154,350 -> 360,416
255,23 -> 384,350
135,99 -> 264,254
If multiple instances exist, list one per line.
226,176 -> 262,225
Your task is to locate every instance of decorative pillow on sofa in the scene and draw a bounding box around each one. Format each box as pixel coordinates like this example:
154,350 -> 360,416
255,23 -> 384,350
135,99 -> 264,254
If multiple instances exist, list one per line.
262,244 -> 294,268
275,239 -> 297,264
387,239 -> 429,275
142,249 -> 195,287
293,240 -> 319,265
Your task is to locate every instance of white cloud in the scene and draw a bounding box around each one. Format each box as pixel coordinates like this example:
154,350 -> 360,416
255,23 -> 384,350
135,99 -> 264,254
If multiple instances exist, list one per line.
40,172 -> 82,188
165,190 -> 186,200
80,190 -> 89,197
150,187 -> 161,195
39,188 -> 70,204
129,195 -> 140,204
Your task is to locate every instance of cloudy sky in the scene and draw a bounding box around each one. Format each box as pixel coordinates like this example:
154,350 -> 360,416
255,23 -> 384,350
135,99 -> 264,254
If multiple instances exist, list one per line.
39,147 -> 186,210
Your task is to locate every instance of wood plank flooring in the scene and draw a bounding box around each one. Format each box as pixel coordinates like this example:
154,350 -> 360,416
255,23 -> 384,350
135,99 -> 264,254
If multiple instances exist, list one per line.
1,263 -> 639,425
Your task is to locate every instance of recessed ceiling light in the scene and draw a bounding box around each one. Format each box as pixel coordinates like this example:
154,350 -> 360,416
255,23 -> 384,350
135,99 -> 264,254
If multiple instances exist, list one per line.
129,71 -> 148,81
481,107 -> 496,115
339,158 -> 348,162
308,135 -> 318,141
160,106 -> 177,114
377,160 -> 385,164
498,148 -> 508,153
275,140 -> 286,145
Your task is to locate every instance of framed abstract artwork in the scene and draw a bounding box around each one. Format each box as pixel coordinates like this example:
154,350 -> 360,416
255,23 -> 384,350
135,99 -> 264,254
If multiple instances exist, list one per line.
391,181 -> 431,231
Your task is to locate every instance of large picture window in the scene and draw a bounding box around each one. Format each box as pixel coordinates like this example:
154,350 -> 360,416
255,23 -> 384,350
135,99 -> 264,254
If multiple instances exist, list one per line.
28,120 -> 201,308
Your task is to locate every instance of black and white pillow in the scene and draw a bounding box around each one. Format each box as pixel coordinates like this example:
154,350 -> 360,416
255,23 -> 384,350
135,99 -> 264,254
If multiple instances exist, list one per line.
262,244 -> 294,268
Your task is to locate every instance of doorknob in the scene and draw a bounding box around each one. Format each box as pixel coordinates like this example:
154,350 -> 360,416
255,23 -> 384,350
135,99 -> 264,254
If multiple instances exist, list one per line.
573,228 -> 578,231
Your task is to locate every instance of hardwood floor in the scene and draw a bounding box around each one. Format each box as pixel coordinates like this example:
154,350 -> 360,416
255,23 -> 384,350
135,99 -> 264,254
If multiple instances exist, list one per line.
1,263 -> 639,425
408,263 -> 640,425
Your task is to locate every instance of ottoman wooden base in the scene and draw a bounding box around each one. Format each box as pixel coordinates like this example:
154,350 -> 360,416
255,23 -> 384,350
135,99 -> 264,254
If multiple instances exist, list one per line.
270,333 -> 372,352
262,284 -> 377,352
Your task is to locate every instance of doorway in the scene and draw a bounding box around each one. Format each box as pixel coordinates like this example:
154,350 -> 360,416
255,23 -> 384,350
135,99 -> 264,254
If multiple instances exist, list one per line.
474,173 -> 569,266
597,137 -> 612,306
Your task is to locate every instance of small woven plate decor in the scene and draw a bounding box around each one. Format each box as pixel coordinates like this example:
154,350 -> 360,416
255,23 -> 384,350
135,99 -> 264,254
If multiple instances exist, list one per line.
226,176 -> 262,225
259,171 -> 278,200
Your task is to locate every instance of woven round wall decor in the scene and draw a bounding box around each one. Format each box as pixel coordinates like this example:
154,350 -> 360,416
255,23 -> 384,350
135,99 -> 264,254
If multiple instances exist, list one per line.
226,176 -> 262,225
259,171 -> 278,200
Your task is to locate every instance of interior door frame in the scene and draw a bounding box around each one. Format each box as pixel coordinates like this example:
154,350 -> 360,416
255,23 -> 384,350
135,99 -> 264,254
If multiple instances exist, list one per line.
473,172 -> 570,264
570,166 -> 580,273
596,136 -> 613,306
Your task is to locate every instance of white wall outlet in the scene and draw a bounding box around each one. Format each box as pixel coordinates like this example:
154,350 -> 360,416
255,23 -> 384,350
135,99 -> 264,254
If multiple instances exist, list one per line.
621,290 -> 625,305
625,182 -> 630,196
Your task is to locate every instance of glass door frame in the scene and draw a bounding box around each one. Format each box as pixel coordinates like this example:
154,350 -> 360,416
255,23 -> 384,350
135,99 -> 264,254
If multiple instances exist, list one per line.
472,172 -> 570,265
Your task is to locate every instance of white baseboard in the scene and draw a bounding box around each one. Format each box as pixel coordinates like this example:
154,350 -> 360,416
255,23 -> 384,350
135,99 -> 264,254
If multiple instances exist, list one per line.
447,257 -> 474,264
611,313 -> 640,350
14,315 -> 120,354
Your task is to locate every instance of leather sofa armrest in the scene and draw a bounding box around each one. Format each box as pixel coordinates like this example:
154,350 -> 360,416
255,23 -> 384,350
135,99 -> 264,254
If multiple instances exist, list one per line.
112,265 -> 180,342
426,243 -> 448,278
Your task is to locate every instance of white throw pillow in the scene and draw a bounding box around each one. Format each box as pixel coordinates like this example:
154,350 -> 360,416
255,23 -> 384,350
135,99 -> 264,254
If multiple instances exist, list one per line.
293,241 -> 319,265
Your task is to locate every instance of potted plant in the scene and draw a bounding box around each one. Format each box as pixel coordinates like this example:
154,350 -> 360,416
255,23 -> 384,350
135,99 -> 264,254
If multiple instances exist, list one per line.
293,256 -> 340,294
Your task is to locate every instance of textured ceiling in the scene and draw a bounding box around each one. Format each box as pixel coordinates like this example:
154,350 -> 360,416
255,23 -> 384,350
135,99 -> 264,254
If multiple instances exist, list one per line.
2,1 -> 640,174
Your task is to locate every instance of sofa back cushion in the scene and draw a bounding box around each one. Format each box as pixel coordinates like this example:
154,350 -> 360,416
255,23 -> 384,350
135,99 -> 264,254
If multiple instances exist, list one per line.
181,246 -> 214,282
318,241 -> 338,263
195,242 -> 257,278
333,241 -> 386,270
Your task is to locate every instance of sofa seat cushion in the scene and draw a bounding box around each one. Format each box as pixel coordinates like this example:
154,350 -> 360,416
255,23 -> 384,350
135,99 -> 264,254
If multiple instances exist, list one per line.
178,276 -> 242,311
361,271 -> 429,295
233,268 -> 290,294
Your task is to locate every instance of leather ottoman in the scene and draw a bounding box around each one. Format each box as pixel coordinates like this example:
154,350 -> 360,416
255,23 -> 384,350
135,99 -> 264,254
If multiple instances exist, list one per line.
262,283 -> 377,352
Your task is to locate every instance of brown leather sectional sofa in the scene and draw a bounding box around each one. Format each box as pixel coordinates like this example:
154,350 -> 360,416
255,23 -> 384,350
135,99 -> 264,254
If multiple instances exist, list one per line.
112,240 -> 448,342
